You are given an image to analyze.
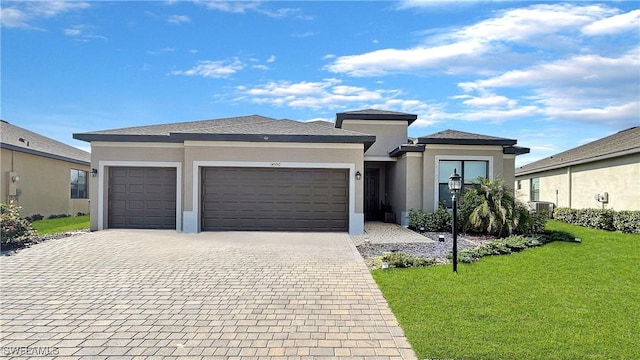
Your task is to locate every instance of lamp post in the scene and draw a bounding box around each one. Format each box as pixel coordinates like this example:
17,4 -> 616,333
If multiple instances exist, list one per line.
448,169 -> 462,273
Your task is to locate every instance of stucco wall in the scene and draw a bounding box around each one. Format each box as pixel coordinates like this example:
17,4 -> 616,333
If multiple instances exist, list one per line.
0,148 -> 90,217
389,157 -> 407,224
340,121 -> 408,158
516,153 -> 640,210
89,141 -> 365,233
89,143 -> 186,231
422,145 -> 509,212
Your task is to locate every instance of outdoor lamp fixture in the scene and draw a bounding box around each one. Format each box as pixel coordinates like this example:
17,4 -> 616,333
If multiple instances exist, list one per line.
355,171 -> 362,180
448,169 -> 462,273
91,168 -> 98,177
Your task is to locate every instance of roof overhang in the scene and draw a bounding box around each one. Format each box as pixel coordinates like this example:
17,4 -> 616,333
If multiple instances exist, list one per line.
388,144 -> 425,157
0,143 -> 90,166
417,137 -> 517,146
516,148 -> 640,177
503,146 -> 530,155
335,112 -> 418,128
73,132 -> 377,151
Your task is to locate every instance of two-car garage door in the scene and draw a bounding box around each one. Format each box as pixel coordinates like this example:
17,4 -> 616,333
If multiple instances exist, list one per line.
107,166 -> 349,231
201,167 -> 349,231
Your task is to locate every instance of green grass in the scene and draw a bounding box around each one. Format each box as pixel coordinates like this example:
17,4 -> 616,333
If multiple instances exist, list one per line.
373,221 -> 640,360
31,215 -> 90,235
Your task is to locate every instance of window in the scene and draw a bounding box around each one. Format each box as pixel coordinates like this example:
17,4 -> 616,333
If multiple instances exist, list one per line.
71,169 -> 88,199
530,178 -> 540,201
517,180 -> 522,190
438,160 -> 488,208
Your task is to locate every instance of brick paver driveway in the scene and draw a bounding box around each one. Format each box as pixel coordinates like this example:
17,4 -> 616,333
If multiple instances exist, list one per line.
1,230 -> 416,359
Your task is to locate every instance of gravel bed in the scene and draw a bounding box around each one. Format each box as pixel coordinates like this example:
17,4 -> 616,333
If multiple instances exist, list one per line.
356,231 -> 495,268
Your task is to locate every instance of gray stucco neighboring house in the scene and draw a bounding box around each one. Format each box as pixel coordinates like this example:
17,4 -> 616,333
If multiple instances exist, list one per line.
74,110 -> 529,234
1,120 -> 91,217
515,126 -> 639,211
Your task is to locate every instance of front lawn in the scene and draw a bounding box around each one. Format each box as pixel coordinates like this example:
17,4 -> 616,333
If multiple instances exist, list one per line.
373,221 -> 640,359
31,215 -> 90,235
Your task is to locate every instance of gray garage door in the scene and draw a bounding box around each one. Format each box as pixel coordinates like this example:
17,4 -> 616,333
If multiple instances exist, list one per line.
108,167 -> 177,229
201,167 -> 348,231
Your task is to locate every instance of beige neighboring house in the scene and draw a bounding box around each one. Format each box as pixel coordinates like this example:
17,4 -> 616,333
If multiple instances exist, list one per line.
515,126 -> 640,211
73,109 -> 529,234
1,120 -> 91,218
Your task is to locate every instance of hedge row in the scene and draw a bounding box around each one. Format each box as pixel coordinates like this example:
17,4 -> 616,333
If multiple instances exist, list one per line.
553,207 -> 640,234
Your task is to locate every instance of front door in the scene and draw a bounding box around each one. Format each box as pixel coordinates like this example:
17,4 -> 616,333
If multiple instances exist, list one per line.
364,168 -> 380,221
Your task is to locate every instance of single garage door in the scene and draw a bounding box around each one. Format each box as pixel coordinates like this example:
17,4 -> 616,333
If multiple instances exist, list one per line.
201,167 -> 348,231
108,167 -> 177,229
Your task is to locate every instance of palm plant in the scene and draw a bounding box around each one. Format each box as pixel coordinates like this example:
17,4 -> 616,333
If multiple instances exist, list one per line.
461,177 -> 528,237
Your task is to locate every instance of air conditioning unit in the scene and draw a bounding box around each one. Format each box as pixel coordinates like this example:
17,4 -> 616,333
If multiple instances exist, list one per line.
528,201 -> 555,215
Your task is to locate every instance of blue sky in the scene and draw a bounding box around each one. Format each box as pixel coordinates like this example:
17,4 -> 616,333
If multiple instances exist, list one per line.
2,1 -> 639,166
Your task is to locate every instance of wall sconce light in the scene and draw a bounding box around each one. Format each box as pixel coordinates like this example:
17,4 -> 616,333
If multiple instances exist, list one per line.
91,168 -> 98,177
355,171 -> 362,180
11,175 -> 20,182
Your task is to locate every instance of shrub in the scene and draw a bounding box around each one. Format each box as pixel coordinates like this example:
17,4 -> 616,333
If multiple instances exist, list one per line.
408,209 -> 427,229
381,251 -> 436,268
24,214 -> 44,222
461,177 -> 532,237
554,207 -> 638,233
1,203 -> 37,248
47,214 -> 70,219
613,211 -> 640,233
408,206 -> 455,233
455,231 -> 575,263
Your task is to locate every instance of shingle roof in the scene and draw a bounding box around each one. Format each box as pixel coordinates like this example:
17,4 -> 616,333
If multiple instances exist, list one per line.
335,109 -> 418,127
516,126 -> 640,176
417,129 -> 518,146
0,120 -> 90,165
73,115 -> 376,149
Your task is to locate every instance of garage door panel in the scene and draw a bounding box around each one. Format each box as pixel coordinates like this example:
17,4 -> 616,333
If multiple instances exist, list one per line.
108,167 -> 176,229
202,167 -> 348,231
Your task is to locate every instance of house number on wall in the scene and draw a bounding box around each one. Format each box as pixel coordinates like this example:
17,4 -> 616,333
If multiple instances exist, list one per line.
271,162 -> 281,167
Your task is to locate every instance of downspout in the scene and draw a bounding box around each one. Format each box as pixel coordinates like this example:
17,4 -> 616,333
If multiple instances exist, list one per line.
567,166 -> 572,208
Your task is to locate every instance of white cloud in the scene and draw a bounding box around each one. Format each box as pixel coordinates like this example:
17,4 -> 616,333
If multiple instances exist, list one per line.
267,55 -> 276,63
326,41 -> 484,76
168,14 -> 191,24
582,9 -> 640,36
63,24 -> 107,42
197,1 -> 308,19
236,79 -> 405,110
291,31 -> 317,38
147,47 -> 176,55
170,59 -> 244,78
253,64 -> 269,70
457,50 -> 640,127
64,28 -> 82,37
1,1 -> 90,29
0,7 -> 32,28
326,4 -> 617,76
462,94 -> 517,108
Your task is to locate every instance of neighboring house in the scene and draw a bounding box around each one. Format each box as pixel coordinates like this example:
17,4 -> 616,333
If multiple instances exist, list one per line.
0,120 -> 91,217
73,109 -> 529,234
515,126 -> 640,211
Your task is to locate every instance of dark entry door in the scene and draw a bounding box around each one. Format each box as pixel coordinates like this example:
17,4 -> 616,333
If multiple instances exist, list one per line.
364,168 -> 380,221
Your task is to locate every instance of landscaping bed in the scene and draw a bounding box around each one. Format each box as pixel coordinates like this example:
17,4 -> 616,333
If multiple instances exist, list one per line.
357,232 -> 495,268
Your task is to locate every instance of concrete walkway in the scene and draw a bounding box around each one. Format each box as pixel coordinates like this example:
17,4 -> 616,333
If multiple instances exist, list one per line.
1,230 -> 416,359
350,222 -> 434,246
